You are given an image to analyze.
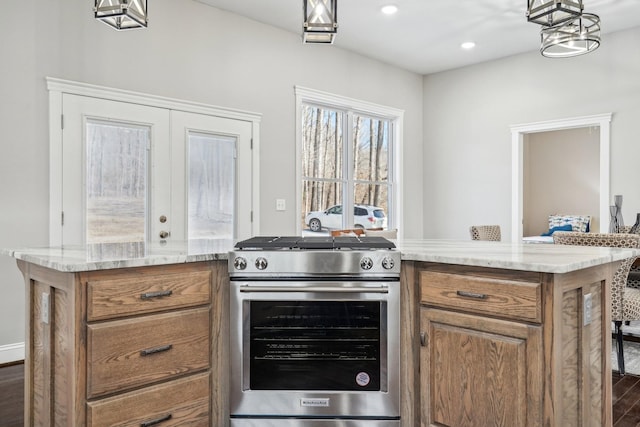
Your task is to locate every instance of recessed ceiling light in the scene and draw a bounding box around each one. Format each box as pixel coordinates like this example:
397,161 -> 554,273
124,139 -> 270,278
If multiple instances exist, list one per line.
461,41 -> 476,50
381,5 -> 398,15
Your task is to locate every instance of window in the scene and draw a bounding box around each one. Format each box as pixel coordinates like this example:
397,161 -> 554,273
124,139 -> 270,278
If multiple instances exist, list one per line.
296,87 -> 403,235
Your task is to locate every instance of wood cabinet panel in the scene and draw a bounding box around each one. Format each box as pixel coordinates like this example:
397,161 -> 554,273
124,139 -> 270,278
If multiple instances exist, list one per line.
420,270 -> 541,323
87,372 -> 210,427
421,308 -> 542,427
415,262 -> 615,427
87,269 -> 211,321
18,260 -> 225,426
87,307 -> 210,398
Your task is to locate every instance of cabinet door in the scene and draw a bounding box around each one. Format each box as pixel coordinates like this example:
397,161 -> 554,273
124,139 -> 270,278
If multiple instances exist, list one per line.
420,308 -> 542,427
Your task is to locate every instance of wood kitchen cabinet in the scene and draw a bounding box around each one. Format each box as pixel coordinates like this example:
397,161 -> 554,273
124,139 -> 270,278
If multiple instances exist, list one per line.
415,262 -> 615,427
17,260 -> 230,427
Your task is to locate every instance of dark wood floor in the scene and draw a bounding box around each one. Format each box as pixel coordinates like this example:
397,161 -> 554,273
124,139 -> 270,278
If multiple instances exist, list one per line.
1,362 -> 639,426
0,362 -> 24,427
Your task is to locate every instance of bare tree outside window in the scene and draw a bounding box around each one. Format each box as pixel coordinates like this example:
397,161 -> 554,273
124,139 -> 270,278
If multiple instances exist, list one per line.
188,133 -> 236,240
301,104 -> 391,232
86,120 -> 148,244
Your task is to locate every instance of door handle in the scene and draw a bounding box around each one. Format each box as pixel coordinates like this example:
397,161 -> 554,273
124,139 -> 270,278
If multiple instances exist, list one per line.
159,230 -> 170,239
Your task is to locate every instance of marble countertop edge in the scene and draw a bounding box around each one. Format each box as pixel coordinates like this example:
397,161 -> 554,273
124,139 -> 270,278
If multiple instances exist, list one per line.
2,239 -> 639,274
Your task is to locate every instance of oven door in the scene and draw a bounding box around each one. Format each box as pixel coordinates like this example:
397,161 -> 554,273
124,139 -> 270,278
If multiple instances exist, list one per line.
229,280 -> 400,420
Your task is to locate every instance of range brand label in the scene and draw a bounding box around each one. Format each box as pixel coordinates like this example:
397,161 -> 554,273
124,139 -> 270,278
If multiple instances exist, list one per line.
300,398 -> 330,407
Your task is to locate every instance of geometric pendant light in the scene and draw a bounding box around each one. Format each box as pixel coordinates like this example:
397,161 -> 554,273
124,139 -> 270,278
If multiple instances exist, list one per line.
303,0 -> 338,44
540,12 -> 601,57
526,0 -> 583,27
95,0 -> 148,30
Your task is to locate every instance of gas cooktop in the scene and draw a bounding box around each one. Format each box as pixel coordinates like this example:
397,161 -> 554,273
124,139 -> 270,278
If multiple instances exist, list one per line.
234,236 -> 396,250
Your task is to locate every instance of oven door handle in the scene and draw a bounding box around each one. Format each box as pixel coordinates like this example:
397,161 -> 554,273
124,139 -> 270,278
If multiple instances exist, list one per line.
239,285 -> 389,293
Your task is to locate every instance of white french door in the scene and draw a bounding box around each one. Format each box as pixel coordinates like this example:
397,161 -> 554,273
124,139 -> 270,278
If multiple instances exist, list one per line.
170,110 -> 253,241
55,92 -> 255,246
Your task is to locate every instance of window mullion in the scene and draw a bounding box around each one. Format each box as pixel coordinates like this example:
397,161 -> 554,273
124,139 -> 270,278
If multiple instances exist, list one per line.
343,110 -> 354,229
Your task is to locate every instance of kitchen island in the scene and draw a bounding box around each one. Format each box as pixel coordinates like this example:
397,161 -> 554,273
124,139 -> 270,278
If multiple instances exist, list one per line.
3,239 -> 638,427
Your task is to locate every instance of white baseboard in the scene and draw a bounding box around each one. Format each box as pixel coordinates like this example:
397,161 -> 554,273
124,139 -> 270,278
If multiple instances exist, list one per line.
0,342 -> 25,364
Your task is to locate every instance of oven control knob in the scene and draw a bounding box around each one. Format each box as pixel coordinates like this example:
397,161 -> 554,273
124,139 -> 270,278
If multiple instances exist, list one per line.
360,257 -> 373,270
381,256 -> 395,270
233,257 -> 247,270
255,257 -> 268,270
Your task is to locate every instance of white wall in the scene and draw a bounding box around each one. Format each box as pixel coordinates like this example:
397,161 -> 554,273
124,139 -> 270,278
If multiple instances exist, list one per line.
422,27 -> 640,241
0,0 -> 424,353
523,128 -> 600,236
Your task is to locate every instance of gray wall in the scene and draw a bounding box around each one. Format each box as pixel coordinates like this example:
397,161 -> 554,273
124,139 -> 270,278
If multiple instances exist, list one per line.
0,0 -> 424,353
523,128 -> 600,236
423,27 -> 640,241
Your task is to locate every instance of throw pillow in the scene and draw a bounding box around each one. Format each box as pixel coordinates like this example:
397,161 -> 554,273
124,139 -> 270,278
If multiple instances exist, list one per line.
541,224 -> 573,236
548,215 -> 590,233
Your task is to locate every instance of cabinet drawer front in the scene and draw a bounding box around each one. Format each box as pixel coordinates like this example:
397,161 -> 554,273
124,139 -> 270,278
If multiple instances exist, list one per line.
87,307 -> 210,398
87,270 -> 211,321
87,372 -> 210,427
420,271 -> 541,322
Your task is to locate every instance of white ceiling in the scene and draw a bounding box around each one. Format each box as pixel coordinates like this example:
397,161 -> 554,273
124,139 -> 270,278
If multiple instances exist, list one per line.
194,0 -> 640,75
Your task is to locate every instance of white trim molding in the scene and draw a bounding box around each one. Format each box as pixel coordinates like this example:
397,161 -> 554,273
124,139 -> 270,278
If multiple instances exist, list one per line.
0,342 -> 25,365
510,113 -> 612,242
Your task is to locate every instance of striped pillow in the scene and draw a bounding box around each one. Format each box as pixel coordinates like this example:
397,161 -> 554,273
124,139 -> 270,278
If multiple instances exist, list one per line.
548,215 -> 591,233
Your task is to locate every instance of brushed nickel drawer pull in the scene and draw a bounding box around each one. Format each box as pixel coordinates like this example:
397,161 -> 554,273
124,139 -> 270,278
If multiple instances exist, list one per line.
140,290 -> 173,300
456,290 -> 487,300
140,413 -> 172,427
140,344 -> 173,356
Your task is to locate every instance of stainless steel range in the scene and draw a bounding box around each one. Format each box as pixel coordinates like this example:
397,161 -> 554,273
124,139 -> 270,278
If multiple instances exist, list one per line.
228,236 -> 401,427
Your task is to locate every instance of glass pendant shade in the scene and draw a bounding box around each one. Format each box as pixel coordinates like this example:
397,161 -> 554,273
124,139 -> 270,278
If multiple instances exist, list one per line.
303,0 -> 338,44
540,13 -> 600,58
95,0 -> 148,30
527,0 -> 583,27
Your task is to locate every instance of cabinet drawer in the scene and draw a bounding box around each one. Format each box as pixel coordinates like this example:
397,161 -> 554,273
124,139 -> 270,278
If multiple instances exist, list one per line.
87,371 -> 210,427
87,307 -> 210,398
420,271 -> 541,322
87,269 -> 211,321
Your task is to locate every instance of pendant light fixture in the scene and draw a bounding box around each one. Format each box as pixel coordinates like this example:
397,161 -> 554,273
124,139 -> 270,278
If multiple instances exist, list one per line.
303,0 -> 338,44
95,0 -> 148,30
526,0 -> 583,27
540,12 -> 600,57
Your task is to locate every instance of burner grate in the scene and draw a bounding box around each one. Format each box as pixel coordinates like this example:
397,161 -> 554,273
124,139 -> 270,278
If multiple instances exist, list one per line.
234,236 -> 395,250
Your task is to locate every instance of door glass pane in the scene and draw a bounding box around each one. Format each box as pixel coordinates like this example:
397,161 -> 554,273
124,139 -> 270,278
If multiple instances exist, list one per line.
86,120 -> 149,244
188,132 -> 236,240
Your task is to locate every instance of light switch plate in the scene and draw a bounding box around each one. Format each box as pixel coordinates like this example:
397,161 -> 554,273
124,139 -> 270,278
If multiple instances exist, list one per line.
276,199 -> 286,211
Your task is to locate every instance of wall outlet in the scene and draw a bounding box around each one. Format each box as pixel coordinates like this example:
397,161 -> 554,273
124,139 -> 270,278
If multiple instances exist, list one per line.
583,293 -> 592,326
41,292 -> 50,324
276,199 -> 286,211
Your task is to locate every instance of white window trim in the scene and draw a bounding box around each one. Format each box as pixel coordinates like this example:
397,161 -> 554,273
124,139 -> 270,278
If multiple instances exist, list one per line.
294,85 -> 404,236
46,77 -> 262,245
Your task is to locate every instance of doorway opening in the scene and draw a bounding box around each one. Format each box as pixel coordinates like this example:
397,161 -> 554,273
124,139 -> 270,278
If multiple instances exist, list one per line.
510,113 -> 612,242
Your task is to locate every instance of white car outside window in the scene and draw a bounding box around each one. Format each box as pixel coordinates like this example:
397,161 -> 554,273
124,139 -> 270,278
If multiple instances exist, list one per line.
305,205 -> 387,232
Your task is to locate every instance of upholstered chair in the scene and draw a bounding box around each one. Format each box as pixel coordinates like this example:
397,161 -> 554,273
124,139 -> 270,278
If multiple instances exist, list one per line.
469,225 -> 501,242
552,231 -> 640,375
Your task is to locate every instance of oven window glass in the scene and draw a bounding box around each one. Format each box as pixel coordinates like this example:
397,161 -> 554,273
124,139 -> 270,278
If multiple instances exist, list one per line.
249,301 -> 383,391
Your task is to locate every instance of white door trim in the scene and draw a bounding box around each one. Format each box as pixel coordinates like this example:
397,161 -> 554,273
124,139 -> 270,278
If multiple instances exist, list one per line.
510,113 -> 612,242
47,77 -> 262,244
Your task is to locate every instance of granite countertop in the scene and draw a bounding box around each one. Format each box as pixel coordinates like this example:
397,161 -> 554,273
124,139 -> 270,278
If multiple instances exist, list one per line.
2,238 -> 638,274
0,239 -> 234,272
397,239 -> 640,273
